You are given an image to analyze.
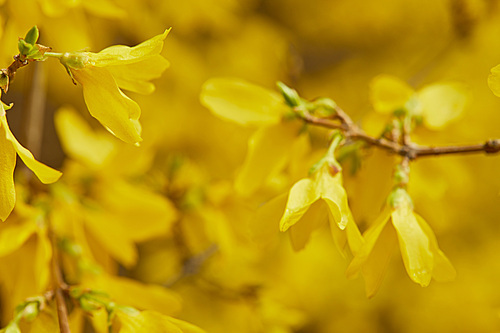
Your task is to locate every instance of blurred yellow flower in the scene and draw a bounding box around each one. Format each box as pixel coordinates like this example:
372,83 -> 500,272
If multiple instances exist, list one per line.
59,29 -> 170,144
346,188 -> 456,298
0,100 -> 61,221
370,74 -> 468,129
200,77 -> 301,196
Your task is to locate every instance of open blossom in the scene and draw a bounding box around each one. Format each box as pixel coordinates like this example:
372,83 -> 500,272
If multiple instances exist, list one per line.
346,188 -> 456,298
279,161 -> 363,255
60,29 -> 170,144
0,99 -> 61,221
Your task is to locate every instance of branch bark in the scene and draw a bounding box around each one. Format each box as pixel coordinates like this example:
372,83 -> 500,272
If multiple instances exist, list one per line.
298,108 -> 500,160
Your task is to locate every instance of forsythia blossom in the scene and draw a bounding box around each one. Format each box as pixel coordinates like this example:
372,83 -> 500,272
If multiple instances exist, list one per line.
346,188 -> 456,298
0,99 -> 61,221
279,158 -> 363,255
59,29 -> 170,144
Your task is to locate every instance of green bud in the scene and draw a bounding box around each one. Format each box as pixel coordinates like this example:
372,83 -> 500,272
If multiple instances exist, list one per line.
393,164 -> 410,186
22,302 -> 39,322
18,39 -> 33,56
277,81 -> 301,107
0,72 -> 9,93
60,52 -> 90,69
24,26 -> 39,45
387,188 -> 413,209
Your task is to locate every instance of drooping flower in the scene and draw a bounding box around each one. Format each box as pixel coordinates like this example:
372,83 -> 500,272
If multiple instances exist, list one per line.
346,188 -> 456,298
0,99 -> 62,221
59,29 -> 170,144
279,159 -> 363,255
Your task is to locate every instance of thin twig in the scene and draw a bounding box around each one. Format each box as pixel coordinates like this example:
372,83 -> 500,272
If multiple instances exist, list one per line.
298,110 -> 500,160
51,234 -> 71,333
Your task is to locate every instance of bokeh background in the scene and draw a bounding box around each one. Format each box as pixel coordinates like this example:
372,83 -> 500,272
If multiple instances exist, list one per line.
0,0 -> 500,332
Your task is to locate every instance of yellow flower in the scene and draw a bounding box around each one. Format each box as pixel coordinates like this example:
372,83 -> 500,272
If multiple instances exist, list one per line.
0,100 -> 61,221
346,188 -> 456,298
200,77 -> 301,196
370,74 -> 468,129
59,29 -> 170,144
279,161 -> 363,255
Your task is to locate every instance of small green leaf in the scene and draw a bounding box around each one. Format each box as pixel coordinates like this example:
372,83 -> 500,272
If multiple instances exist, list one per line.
18,39 -> 33,56
24,26 -> 39,45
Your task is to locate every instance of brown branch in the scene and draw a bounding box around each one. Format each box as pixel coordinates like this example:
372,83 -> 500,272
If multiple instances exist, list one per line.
298,110 -> 500,160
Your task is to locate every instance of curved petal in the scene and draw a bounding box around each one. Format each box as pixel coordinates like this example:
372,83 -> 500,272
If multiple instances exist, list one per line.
361,222 -> 398,298
279,178 -> 319,232
0,130 -> 16,221
316,168 -> 351,230
235,123 -> 299,196
91,29 -> 170,67
289,200 -> 328,251
415,213 -> 456,282
200,78 -> 286,126
391,206 -> 433,287
73,67 -> 142,144
54,107 -> 115,167
345,205 -> 392,279
107,55 -> 170,94
1,116 -> 62,184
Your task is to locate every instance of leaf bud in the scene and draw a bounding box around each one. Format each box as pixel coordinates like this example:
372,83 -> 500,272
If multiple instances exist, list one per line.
22,302 -> 39,322
24,26 -> 39,45
277,81 -> 301,107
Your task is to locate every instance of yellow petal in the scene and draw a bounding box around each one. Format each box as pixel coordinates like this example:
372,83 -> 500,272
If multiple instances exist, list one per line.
248,193 -> 288,245
97,180 -> 178,242
54,107 -> 115,167
279,178 -> 319,232
73,67 -> 142,144
362,222 -> 398,298
289,200 -> 328,251
165,317 -> 206,333
83,209 -> 138,268
345,205 -> 392,279
235,123 -> 299,196
92,29 -> 170,67
0,218 -> 36,255
200,78 -> 286,126
370,74 -> 415,114
488,64 -> 500,97
87,274 -> 182,316
391,206 -> 433,287
0,129 -> 16,221
345,213 -> 364,256
316,166 -> 351,230
34,228 -> 52,291
106,55 -> 170,94
418,83 -> 468,129
1,116 -> 62,184
115,310 -> 184,333
415,213 -> 456,282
